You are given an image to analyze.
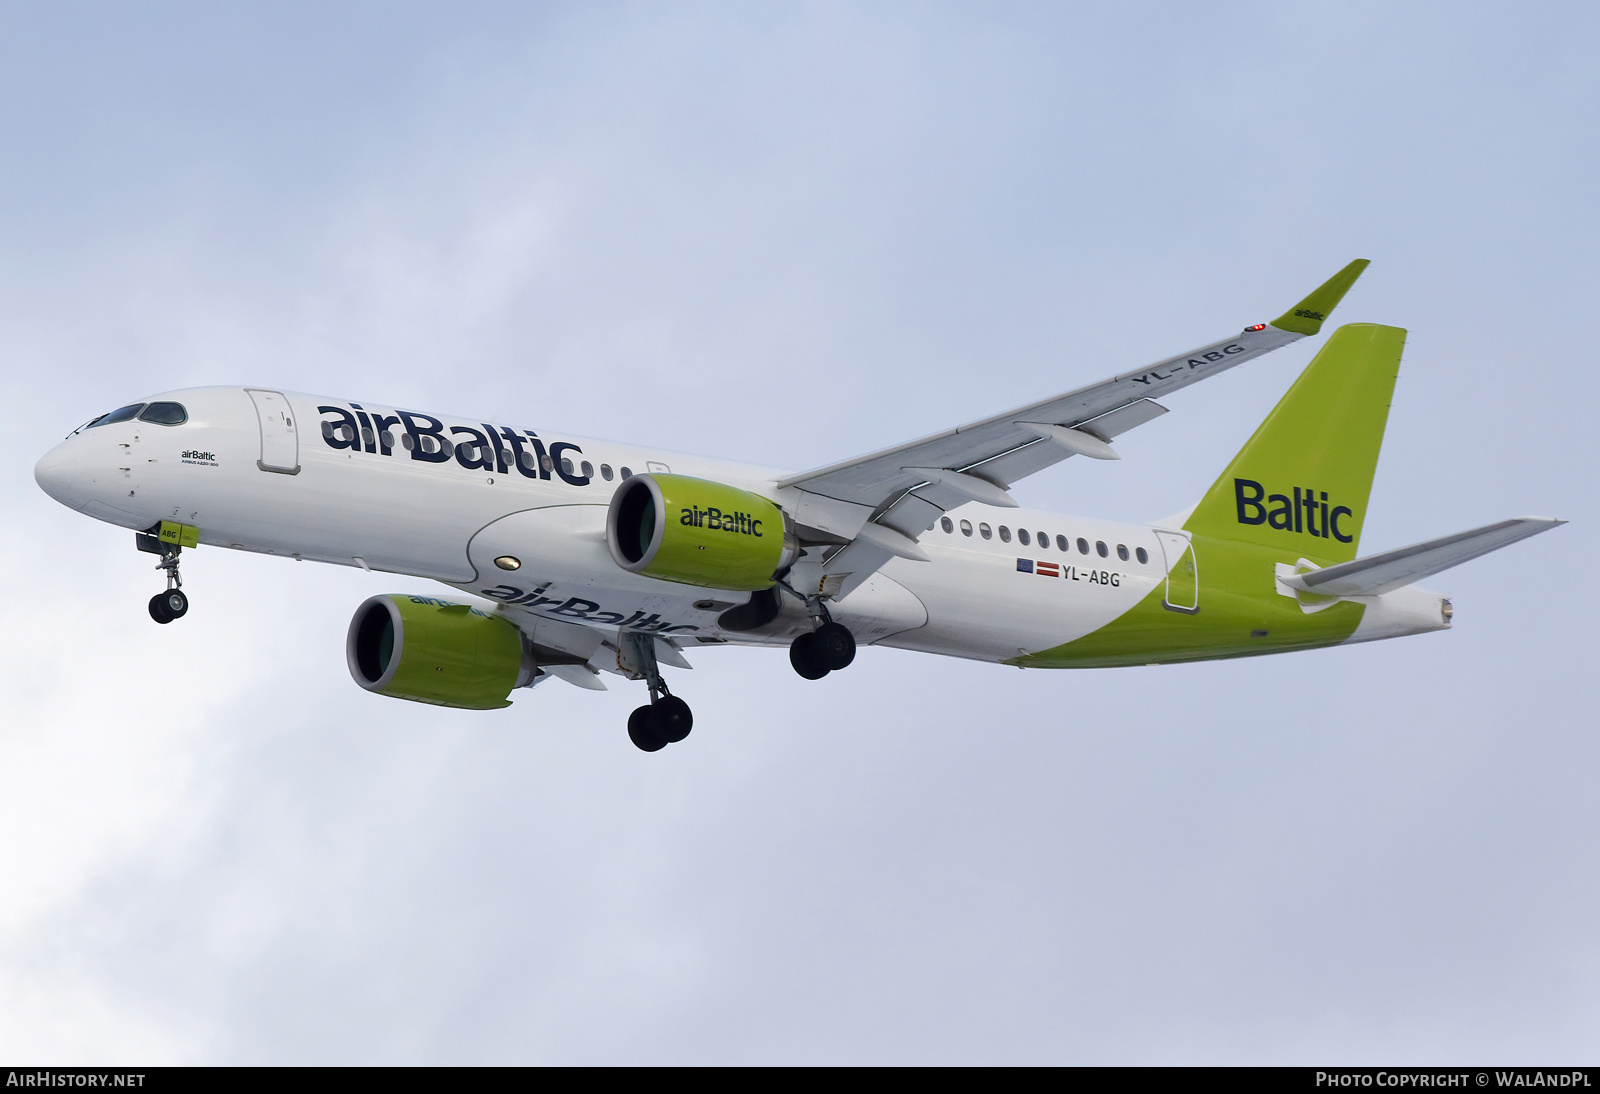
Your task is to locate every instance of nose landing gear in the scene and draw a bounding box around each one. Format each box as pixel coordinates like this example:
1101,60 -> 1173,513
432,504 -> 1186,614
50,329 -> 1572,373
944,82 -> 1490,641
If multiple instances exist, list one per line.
619,631 -> 694,752
137,525 -> 190,624
149,587 -> 189,624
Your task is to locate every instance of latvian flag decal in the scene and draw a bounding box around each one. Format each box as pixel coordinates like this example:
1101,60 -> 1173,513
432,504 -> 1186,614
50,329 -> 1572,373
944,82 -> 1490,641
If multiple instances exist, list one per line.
1035,561 -> 1060,578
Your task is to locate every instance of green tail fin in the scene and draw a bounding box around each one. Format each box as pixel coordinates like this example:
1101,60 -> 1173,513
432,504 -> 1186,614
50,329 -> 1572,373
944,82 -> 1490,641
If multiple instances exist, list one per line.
1184,323 -> 1406,564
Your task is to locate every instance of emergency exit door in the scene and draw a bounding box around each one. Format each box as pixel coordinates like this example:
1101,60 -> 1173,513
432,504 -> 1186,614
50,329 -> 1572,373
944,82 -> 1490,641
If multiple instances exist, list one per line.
246,389 -> 300,475
1154,529 -> 1199,614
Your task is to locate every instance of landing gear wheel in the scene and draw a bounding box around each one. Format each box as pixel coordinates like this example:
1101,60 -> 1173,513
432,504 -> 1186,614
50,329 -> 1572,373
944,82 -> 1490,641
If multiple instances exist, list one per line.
654,695 -> 693,743
628,705 -> 669,752
163,589 -> 189,619
812,622 -> 856,671
148,593 -> 174,624
789,632 -> 830,680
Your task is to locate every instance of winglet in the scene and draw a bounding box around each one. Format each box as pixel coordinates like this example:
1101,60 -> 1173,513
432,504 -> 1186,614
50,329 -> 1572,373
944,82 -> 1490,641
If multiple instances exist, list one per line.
1270,259 -> 1370,336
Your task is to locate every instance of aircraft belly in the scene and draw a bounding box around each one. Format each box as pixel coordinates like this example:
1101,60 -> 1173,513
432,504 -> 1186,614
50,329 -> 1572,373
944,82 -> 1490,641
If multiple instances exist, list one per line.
460,508 -> 933,644
461,505 -> 722,635
822,572 -> 929,644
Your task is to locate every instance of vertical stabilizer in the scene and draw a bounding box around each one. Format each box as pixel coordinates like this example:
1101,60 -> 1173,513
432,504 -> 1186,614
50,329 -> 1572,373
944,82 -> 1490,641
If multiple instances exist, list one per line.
1183,323 -> 1406,565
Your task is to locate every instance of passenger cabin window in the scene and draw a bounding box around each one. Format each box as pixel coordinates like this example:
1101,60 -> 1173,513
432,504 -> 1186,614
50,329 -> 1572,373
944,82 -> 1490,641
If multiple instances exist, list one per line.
601,464 -> 614,481
88,403 -> 145,427
561,457 -> 575,475
998,526 -> 1011,543
979,523 -> 992,540
1077,538 -> 1090,555
941,517 -> 954,533
581,461 -> 594,479
960,519 -> 973,537
1056,534 -> 1069,552
1017,529 -> 1030,546
620,466 -> 633,479
1096,540 -> 1109,557
1136,546 -> 1149,564
138,402 -> 187,426
1117,544 -> 1130,561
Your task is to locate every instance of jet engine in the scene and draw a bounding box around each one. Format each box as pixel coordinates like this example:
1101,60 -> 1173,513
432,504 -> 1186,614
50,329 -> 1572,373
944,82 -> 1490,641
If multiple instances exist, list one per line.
347,594 -> 528,709
606,473 -> 797,591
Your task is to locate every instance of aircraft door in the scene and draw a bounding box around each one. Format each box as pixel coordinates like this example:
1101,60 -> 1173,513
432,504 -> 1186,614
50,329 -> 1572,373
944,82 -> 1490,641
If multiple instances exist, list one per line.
246,389 -> 300,475
1154,529 -> 1199,614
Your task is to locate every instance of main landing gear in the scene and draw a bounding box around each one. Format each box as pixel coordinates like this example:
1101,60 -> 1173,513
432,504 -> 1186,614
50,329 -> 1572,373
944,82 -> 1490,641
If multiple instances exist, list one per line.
776,576 -> 856,680
628,696 -> 692,753
136,527 -> 190,624
789,621 -> 855,679
619,631 -> 693,753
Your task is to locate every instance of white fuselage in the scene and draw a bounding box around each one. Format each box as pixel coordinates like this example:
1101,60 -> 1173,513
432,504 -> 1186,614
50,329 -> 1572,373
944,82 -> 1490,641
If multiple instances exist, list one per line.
35,386 -> 1170,662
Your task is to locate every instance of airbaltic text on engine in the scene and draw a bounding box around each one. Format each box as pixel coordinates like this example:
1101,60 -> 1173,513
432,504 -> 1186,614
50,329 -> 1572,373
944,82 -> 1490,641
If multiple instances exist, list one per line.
681,506 -> 764,536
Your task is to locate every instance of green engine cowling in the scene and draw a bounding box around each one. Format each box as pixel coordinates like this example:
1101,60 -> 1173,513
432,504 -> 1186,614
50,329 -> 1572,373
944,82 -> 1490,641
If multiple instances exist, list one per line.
606,473 -> 797,591
346,594 -> 526,709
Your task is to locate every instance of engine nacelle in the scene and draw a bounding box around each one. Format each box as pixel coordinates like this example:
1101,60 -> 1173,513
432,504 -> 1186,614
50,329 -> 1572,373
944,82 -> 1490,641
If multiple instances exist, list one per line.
347,594 -> 525,709
606,474 -> 796,591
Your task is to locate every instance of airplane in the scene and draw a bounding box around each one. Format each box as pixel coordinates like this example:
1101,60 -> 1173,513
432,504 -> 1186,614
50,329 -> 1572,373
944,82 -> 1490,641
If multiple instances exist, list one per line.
32,259 -> 1564,752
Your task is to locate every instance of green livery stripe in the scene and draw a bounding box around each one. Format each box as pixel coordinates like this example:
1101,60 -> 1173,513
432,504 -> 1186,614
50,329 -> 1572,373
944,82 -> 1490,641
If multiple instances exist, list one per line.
1012,546 -> 1366,668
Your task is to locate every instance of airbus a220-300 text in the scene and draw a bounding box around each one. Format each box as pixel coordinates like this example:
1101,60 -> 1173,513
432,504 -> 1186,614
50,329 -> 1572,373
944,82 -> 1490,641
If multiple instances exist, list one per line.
34,261 -> 1563,750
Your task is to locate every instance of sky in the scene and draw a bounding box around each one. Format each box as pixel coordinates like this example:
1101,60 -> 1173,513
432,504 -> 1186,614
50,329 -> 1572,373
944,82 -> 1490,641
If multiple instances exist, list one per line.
1,0 -> 1597,1064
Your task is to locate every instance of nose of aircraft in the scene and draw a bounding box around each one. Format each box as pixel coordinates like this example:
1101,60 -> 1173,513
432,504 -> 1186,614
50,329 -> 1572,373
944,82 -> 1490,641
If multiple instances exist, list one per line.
34,440 -> 84,509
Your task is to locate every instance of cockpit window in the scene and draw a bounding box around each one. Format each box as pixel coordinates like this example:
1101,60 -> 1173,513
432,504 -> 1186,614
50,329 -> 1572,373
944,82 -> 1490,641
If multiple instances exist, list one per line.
87,403 -> 145,428
138,402 -> 188,426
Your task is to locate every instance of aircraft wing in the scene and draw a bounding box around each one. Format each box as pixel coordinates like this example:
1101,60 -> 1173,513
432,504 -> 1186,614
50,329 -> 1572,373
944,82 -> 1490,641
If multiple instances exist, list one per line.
1280,517 -> 1566,598
781,259 -> 1371,597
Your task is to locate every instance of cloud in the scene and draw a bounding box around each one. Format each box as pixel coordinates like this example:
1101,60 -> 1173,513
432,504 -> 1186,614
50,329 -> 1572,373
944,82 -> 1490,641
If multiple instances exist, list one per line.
1,0 -> 1596,1064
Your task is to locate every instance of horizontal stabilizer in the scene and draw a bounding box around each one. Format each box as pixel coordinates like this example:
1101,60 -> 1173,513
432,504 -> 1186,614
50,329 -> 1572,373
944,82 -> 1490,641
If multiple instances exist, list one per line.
1281,517 -> 1565,597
